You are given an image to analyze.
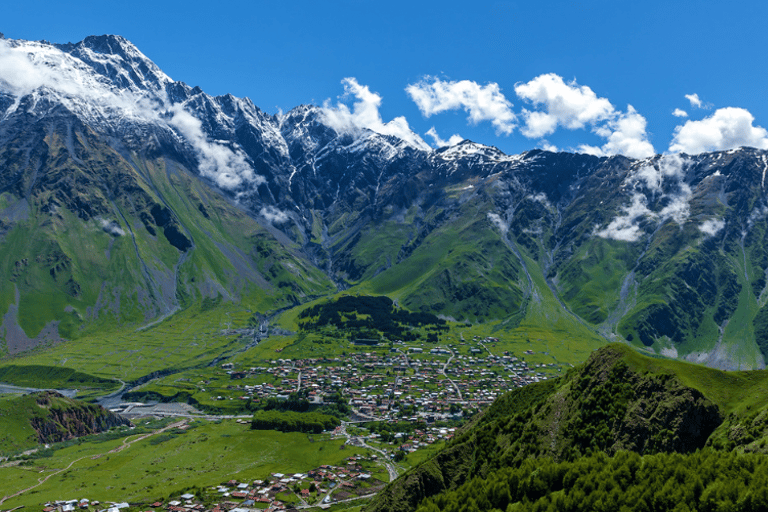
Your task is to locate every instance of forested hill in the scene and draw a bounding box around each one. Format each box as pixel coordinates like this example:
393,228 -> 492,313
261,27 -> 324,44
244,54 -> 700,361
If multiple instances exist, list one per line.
366,344 -> 768,512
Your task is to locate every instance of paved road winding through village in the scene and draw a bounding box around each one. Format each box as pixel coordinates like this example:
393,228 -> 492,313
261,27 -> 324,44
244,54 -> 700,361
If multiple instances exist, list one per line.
440,348 -> 463,400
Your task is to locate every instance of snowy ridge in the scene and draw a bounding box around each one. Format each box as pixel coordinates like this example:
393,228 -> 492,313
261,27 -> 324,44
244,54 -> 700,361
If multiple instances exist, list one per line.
56,35 -> 173,94
0,34 -> 578,207
0,36 -> 438,195
430,139 -> 523,176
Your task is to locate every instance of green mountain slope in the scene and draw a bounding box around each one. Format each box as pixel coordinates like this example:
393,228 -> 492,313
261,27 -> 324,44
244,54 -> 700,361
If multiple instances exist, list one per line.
542,151 -> 768,369
0,113 -> 334,354
7,34 -> 768,373
366,343 -> 768,512
0,390 -> 130,455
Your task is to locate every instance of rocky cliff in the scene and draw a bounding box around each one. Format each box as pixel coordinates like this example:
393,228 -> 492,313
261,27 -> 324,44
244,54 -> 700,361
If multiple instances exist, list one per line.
28,391 -> 131,444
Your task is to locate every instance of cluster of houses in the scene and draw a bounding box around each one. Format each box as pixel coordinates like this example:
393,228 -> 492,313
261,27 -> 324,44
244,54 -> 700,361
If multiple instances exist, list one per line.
394,426 -> 456,453
221,339 -> 556,423
43,501 -> 132,512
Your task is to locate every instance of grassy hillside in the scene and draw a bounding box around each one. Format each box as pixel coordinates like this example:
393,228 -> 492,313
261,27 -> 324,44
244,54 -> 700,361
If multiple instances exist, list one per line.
0,366 -> 118,398
0,391 -> 130,455
366,343 -> 768,512
0,301 -> 256,382
0,122 -> 334,355
0,418 -> 375,510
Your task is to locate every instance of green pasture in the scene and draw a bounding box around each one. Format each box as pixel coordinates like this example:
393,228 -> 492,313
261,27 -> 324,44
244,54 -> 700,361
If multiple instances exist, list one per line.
0,302 -> 254,383
0,419 -> 375,509
0,365 -> 119,399
0,394 -> 43,455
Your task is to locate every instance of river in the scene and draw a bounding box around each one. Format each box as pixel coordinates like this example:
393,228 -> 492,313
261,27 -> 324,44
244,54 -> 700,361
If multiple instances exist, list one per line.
0,383 -> 79,398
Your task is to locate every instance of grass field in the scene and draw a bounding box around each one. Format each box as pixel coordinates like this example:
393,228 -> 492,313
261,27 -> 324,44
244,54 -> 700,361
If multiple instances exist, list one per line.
0,394 -> 44,455
0,302 -> 255,383
0,365 -> 119,399
0,419 -> 376,509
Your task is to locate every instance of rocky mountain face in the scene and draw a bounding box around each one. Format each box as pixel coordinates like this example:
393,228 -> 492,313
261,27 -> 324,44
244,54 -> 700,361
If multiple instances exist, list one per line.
29,390 -> 131,444
0,390 -> 131,452
2,35 -> 768,369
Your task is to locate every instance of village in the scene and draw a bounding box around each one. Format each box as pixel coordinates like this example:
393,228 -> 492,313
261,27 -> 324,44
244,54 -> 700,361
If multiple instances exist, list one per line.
32,337 -> 562,512
222,336 -> 560,423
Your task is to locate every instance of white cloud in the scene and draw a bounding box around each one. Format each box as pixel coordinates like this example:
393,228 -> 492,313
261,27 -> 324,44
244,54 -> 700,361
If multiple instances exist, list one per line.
658,182 -> 692,226
529,192 -> 552,209
0,38 -> 158,122
632,153 -> 688,194
425,127 -> 464,148
597,190 -> 690,242
406,77 -> 516,135
597,154 -> 692,242
516,74 -> 655,159
487,212 -> 508,234
632,155 -> 692,225
539,140 -> 559,152
669,107 -> 768,154
673,108 -> 688,118
168,104 -> 262,190
99,218 -> 126,236
259,206 -> 290,224
575,144 -> 604,157
595,193 -> 653,242
747,205 -> 768,232
515,74 -> 614,137
321,77 -> 429,150
699,218 -> 725,236
0,39 -> 101,98
595,106 -> 655,159
685,93 -> 703,108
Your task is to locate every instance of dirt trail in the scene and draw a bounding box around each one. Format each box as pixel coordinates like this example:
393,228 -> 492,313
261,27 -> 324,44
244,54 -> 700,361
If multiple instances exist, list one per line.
0,420 -> 187,506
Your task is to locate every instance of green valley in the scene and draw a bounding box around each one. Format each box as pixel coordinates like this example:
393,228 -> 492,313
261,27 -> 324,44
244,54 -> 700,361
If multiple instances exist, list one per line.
5,31 -> 768,512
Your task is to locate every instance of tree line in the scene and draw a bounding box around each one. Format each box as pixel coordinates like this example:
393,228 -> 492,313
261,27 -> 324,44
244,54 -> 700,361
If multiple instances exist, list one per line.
251,410 -> 340,434
415,449 -> 768,512
298,295 -> 448,341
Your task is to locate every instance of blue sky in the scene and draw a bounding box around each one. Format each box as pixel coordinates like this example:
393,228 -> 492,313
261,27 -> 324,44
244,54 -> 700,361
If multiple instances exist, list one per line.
4,0 -> 768,157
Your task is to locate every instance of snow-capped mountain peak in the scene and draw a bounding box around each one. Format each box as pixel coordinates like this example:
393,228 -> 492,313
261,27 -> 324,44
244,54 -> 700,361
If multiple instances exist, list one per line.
0,35 -> 435,195
435,139 -> 509,161
57,34 -> 173,94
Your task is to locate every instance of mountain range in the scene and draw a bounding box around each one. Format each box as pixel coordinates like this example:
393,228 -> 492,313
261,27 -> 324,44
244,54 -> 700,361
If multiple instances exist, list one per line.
2,34 -> 768,370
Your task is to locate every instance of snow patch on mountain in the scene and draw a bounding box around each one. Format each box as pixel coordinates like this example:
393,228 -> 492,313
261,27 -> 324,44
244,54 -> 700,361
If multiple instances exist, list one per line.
430,140 -> 523,176
59,34 -> 173,94
0,36 -> 265,191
